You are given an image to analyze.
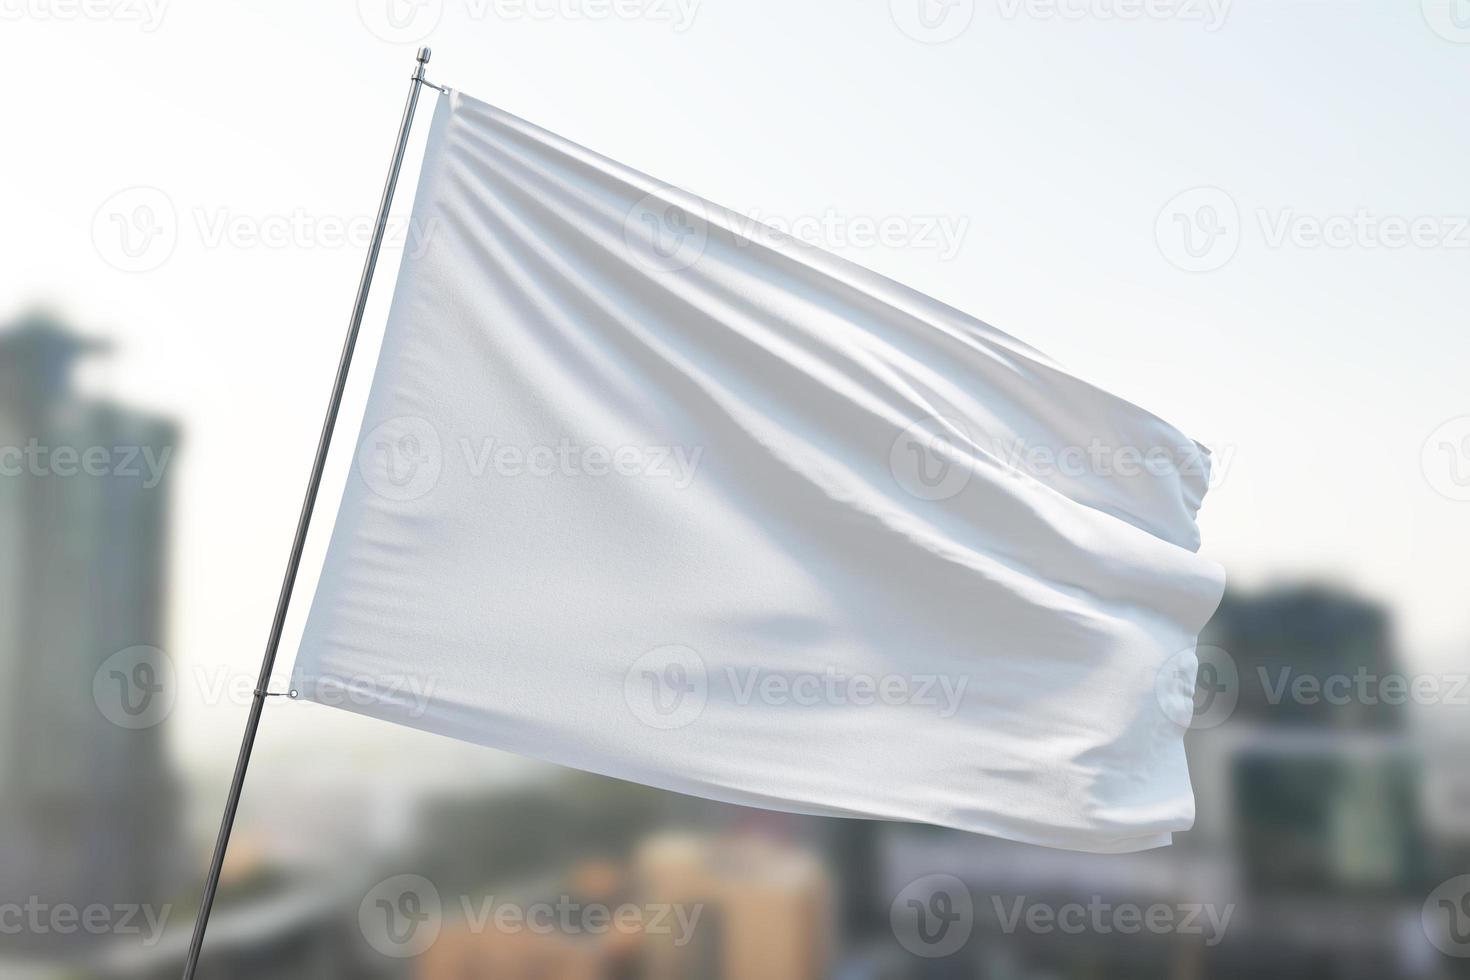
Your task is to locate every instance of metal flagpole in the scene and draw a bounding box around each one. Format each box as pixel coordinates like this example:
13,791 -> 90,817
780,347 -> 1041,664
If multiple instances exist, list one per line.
180,46 -> 438,980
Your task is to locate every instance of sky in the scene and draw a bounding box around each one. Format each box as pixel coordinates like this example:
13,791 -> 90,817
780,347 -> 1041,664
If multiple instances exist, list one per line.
1,0 -> 1467,774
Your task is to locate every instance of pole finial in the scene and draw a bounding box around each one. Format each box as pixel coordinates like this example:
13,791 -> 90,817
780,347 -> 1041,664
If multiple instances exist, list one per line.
417,46 -> 432,64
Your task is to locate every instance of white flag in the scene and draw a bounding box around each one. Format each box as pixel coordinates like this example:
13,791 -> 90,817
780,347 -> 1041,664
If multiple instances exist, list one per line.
290,90 -> 1224,853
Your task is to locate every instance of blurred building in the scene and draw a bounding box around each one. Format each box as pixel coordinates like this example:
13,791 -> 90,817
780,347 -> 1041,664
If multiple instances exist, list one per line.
637,834 -> 831,980
1197,586 -> 1426,892
1206,586 -> 1407,730
0,313 -> 181,957
1189,586 -> 1435,978
414,833 -> 831,980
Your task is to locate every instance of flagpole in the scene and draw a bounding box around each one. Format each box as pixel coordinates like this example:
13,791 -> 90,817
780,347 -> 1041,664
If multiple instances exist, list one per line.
180,46 -> 436,979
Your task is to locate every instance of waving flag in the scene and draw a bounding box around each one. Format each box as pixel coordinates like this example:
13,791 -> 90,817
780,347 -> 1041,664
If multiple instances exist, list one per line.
289,90 -> 1224,853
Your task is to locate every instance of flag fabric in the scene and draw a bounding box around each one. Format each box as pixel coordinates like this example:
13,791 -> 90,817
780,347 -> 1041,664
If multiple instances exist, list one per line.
289,90 -> 1225,853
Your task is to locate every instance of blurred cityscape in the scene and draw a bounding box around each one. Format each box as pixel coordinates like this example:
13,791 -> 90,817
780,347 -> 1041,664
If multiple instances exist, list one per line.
1,310 -> 1468,979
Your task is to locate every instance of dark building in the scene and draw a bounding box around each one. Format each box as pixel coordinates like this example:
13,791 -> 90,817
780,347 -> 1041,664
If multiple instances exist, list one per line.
0,313 -> 182,958
1203,585 -> 1406,730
